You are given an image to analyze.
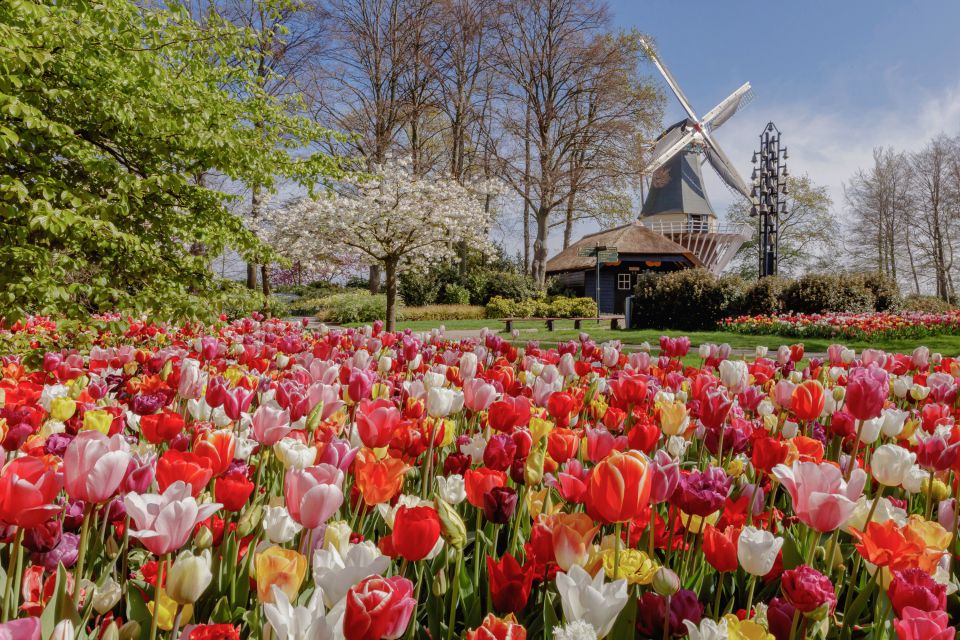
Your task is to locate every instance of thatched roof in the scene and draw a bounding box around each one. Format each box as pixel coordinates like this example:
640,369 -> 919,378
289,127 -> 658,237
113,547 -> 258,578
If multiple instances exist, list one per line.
545,221 -> 701,274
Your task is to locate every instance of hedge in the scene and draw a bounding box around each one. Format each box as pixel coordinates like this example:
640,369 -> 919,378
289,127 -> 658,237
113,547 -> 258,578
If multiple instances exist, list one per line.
484,296 -> 598,319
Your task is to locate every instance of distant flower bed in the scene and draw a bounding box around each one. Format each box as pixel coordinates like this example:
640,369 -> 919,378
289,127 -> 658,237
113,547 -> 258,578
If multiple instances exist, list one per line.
722,310 -> 960,340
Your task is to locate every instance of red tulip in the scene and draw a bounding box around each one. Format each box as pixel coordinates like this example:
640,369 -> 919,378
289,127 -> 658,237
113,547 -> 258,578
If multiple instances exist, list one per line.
0,457 -> 62,529
488,397 -> 531,433
486,553 -> 534,614
214,471 -> 255,512
140,410 -> 185,444
546,392 -> 578,427
702,524 -> 741,573
344,575 -> 416,640
546,428 -> 580,464
609,375 -> 648,406
156,449 -> 213,497
464,468 -> 507,508
385,505 -> 441,561
791,380 -> 825,422
585,450 -> 652,524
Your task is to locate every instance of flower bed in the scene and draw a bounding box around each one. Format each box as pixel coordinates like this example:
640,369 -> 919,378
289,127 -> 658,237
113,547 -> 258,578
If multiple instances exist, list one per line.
722,310 -> 960,340
0,315 -> 956,639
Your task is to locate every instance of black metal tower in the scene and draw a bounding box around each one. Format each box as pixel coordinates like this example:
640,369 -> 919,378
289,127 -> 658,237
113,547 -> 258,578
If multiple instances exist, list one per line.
750,123 -> 788,278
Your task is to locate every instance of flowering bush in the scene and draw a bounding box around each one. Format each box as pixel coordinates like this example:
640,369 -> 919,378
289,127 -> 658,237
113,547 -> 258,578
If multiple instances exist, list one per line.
723,310 -> 960,341
0,316 -> 957,639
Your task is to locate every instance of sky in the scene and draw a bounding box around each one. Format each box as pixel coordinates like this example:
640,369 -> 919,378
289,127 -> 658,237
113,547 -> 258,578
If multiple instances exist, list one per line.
507,0 -> 960,257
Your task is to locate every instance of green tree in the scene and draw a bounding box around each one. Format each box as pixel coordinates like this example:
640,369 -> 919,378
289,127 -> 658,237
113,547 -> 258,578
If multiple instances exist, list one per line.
0,0 -> 344,321
726,174 -> 839,279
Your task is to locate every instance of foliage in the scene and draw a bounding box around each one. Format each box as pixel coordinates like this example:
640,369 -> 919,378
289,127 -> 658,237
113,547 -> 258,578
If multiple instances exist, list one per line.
780,274 -> 875,314
632,269 -> 746,330
442,283 -> 471,305
285,291 -> 387,324
399,270 -> 443,307
853,272 -> 904,312
727,174 -> 838,278
0,0 -> 344,321
903,294 -> 955,313
396,304 -> 486,322
741,277 -> 789,316
264,159 -> 497,329
484,296 -> 598,319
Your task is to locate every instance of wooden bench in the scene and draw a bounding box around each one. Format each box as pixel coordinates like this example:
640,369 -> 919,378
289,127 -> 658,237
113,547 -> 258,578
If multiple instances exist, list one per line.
502,315 -> 626,333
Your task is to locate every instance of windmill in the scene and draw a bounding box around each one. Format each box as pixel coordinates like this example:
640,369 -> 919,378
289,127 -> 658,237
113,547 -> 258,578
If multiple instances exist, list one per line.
637,38 -> 754,274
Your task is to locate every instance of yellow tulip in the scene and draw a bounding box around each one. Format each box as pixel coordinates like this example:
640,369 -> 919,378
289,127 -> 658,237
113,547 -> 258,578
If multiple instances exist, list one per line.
600,548 -> 659,584
679,510 -> 719,534
659,401 -> 689,436
255,545 -> 307,603
50,397 -> 77,422
146,587 -> 193,631
82,409 -> 113,434
529,417 -> 554,443
724,615 -> 774,640
906,515 -> 952,551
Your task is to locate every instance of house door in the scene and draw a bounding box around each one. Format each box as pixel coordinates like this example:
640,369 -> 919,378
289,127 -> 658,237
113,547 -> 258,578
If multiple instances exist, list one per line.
614,272 -> 633,314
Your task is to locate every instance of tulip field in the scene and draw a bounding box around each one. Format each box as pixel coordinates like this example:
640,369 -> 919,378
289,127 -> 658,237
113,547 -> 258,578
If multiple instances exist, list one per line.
0,315 -> 957,640
723,311 -> 960,341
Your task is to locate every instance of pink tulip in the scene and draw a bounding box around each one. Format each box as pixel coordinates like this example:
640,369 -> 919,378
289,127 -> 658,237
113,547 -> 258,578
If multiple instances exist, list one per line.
463,378 -> 498,413
827,344 -> 844,366
63,431 -> 131,504
124,481 -> 222,555
252,405 -> 292,445
307,382 -> 344,420
348,368 -> 374,402
649,450 -> 680,503
222,387 -> 256,421
846,366 -> 888,421
773,379 -> 796,410
316,439 -> 358,472
772,461 -> 866,532
585,428 -> 625,463
284,464 -> 344,529
893,607 -> 955,640
355,399 -> 401,449
0,617 -> 40,640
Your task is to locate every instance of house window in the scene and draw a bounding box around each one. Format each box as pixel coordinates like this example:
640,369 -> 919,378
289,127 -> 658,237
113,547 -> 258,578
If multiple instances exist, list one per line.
617,273 -> 632,290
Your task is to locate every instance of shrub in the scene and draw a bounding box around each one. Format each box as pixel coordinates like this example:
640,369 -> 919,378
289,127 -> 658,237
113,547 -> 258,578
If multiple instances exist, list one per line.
780,273 -> 873,314
398,305 -> 485,321
399,270 -> 442,307
481,270 -> 541,303
632,269 -> 745,330
548,297 -> 598,318
853,272 -> 903,311
442,283 -> 471,305
284,292 -> 387,324
484,296 -> 596,319
903,294 -> 955,313
741,277 -> 788,315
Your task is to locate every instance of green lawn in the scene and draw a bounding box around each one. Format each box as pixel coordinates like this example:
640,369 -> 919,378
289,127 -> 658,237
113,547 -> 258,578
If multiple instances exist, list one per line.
345,318 -> 960,355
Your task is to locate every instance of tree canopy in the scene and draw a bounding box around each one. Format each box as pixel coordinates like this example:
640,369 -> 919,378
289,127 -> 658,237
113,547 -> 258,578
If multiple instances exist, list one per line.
0,0 -> 345,321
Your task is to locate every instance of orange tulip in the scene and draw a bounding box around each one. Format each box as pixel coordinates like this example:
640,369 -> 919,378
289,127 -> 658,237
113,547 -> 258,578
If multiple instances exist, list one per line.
585,450 -> 651,524
791,380 -> 825,422
466,613 -> 527,640
851,520 -> 941,574
193,428 -> 237,477
255,545 -> 307,603
546,428 -> 580,464
354,448 -> 409,506
547,512 -> 599,570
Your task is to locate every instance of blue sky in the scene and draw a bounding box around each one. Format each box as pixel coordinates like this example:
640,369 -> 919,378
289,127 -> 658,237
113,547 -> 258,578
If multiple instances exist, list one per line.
502,1 -> 960,255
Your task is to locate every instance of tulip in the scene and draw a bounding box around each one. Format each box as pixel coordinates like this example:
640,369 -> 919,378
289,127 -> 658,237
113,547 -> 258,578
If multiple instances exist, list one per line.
781,565 -> 836,616
467,614 -> 528,640
791,380 -> 825,422
343,575 -> 416,640
384,505 -> 441,561
464,468 -> 507,508
91,577 -> 122,615
312,541 -> 391,607
193,429 -> 236,477
166,550 -> 213,605
0,617 -> 41,639
252,405 -> 292,446
124,481 -> 222,556
355,399 -> 401,449
718,360 -> 748,394
61,430 -> 130,504
214,471 -> 254,512
284,465 -> 344,529
262,506 -> 303,544
845,366 -> 888,421
264,585 -> 340,640
888,568 -> 946,616
482,487 -> 518,524
649,450 -> 680,503
892,607 -> 954,640
426,387 -> 463,418
658,401 -> 689,436
156,449 -> 213,497
436,474 -> 466,505
256,545 -> 308,603
772,461 -> 866,532
463,378 -> 498,413
871,444 -> 916,487
548,513 -> 599,571
684,618 -> 729,640
354,449 -> 408,506
0,457 -> 63,529
555,564 -> 628,638
703,524 -> 741,573
737,526 -> 784,576
486,553 -> 535,615
274,438 -> 318,470
584,450 -> 651,524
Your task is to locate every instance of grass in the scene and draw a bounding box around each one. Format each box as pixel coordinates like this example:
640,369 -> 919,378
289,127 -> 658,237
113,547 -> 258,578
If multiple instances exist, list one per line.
343,318 -> 960,354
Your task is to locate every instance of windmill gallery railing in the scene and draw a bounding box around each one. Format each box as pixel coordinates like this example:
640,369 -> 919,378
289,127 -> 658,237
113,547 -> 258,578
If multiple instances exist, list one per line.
643,220 -> 752,275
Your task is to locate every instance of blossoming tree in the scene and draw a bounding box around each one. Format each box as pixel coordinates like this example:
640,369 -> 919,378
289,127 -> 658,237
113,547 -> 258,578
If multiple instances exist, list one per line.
266,160 -> 496,329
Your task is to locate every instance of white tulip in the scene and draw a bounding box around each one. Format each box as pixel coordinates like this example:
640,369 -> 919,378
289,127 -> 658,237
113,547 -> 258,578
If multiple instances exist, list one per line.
684,617 -> 729,640
461,433 -> 487,463
892,377 -> 911,399
426,387 -> 463,418
459,352 -> 478,381
263,506 -> 303,544
844,495 -> 907,532
553,620 -> 600,640
274,438 -> 318,470
880,409 -> 909,438
264,585 -> 339,640
719,360 -> 749,394
436,474 -> 467,505
312,541 -> 391,607
755,345 -> 768,359
781,421 -> 799,439
166,550 -> 213,605
737,526 -> 784,576
555,564 -> 629,638
902,465 -> 929,494
871,444 -> 916,486
859,417 -> 884,444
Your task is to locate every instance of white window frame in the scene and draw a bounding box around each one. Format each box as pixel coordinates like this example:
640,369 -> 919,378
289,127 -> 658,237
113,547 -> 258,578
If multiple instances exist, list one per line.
617,273 -> 632,290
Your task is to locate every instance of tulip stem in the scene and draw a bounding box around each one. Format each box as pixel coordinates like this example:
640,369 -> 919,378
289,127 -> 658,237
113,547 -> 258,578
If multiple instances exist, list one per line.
1,528 -> 23,622
171,604 -> 184,640
744,574 -> 756,618
446,550 -> 462,640
149,554 -> 168,640
72,502 -> 94,609
864,486 -> 885,529
924,469 -> 936,520
787,607 -> 800,640
421,418 -> 439,499
613,522 -> 622,579
661,594 -> 671,640
846,421 -> 864,482
712,573 -> 723,619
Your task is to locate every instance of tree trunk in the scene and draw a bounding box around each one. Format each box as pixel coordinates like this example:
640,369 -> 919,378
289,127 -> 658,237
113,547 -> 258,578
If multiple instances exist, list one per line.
261,264 -> 271,298
532,209 -> 550,288
522,102 -> 532,273
247,185 -> 263,289
384,258 -> 398,332
369,265 -> 381,294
